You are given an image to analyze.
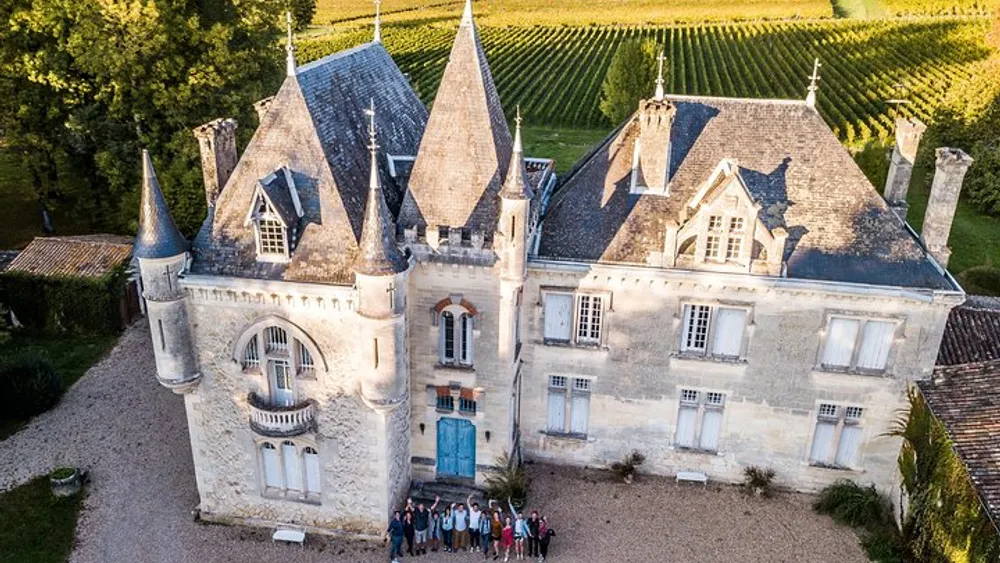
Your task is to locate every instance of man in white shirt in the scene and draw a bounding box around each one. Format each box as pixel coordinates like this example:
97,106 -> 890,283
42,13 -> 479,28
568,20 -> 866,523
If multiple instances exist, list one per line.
467,494 -> 482,552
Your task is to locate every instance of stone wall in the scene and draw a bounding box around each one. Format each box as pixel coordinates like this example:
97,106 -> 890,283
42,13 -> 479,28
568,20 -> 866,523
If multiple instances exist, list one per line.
519,261 -> 959,497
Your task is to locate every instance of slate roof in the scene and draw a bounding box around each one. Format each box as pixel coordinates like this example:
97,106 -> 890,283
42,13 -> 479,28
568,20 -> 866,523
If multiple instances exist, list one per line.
355,146 -> 409,276
134,150 -> 188,260
399,0 -> 513,235
919,360 -> 1000,530
937,296 -> 1000,366
191,42 -> 427,285
256,168 -> 300,229
5,235 -> 133,279
539,95 -> 953,290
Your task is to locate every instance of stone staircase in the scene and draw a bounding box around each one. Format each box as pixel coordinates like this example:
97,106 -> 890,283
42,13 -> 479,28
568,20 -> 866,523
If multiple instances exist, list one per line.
407,479 -> 489,510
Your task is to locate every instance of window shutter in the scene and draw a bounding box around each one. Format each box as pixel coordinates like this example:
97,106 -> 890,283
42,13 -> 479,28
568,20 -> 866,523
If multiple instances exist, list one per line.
810,421 -> 836,463
570,394 -> 590,434
282,442 -> 302,491
304,449 -> 321,494
547,391 -> 565,432
441,312 -> 455,362
856,321 -> 895,371
835,425 -> 863,468
711,308 -> 746,357
461,314 -> 474,364
822,318 -> 860,368
699,409 -> 723,451
543,293 -> 573,341
675,406 -> 697,447
262,444 -> 281,488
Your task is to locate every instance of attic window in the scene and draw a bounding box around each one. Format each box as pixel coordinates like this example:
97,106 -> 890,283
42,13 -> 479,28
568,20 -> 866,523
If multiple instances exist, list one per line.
253,197 -> 289,261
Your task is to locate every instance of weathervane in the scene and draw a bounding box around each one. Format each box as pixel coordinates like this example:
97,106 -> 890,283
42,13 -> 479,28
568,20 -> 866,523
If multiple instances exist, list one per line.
365,98 -> 379,153
374,0 -> 382,43
285,11 -> 297,77
805,58 -> 821,108
654,51 -> 666,101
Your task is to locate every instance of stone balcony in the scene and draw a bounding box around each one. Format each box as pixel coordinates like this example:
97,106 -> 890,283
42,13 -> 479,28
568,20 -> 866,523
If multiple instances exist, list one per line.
247,392 -> 317,438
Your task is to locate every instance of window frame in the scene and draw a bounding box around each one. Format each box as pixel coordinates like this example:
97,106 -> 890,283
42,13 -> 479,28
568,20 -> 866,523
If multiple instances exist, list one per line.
673,388 -> 727,453
808,402 -> 866,470
817,313 -> 900,375
542,289 -> 610,347
251,197 -> 290,263
257,439 -> 322,503
702,212 -> 747,265
678,302 -> 751,361
438,304 -> 475,368
239,322 -> 322,407
545,376 -> 593,439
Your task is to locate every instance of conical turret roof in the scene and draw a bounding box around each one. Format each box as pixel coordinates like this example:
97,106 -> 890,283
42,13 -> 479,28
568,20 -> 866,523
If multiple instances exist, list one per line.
355,109 -> 408,276
399,0 -> 513,233
501,108 -> 532,200
134,150 -> 188,259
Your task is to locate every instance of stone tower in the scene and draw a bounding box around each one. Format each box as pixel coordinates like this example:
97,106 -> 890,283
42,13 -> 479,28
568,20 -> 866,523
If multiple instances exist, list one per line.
497,110 -> 532,363
133,150 -> 201,393
922,147 -> 973,269
193,118 -> 238,207
883,117 -> 927,220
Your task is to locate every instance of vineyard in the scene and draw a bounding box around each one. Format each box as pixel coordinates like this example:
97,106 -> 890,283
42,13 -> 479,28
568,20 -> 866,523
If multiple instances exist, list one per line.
299,16 -> 990,146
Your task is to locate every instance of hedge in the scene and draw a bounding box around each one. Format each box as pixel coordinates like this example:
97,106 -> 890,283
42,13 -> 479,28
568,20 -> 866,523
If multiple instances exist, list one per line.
0,265 -> 127,336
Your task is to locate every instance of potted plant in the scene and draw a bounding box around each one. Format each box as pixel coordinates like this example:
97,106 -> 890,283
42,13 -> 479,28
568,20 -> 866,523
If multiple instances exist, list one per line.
485,452 -> 530,509
610,450 -> 646,483
50,467 -> 81,497
741,465 -> 776,497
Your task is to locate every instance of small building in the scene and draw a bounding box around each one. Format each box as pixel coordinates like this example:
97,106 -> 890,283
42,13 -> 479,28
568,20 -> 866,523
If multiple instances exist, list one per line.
1,235 -> 142,332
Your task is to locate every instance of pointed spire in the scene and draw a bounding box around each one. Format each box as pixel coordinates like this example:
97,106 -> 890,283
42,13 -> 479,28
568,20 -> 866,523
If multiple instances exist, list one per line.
654,51 -> 666,101
805,58 -> 821,109
285,11 -> 297,77
373,0 -> 382,43
356,100 -> 408,276
134,150 -> 188,259
461,0 -> 473,26
501,106 -> 531,200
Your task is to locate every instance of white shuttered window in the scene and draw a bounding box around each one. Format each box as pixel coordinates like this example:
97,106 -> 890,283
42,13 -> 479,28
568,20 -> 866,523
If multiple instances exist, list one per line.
304,447 -> 321,494
543,293 -> 573,341
681,305 -> 711,353
822,318 -> 860,368
681,304 -> 748,359
283,441 -> 302,491
546,376 -> 591,436
675,405 -> 698,448
810,420 -> 836,463
262,443 -> 281,488
570,394 -> 590,434
810,404 -> 865,468
856,321 -> 895,371
711,308 -> 746,357
821,316 -> 898,373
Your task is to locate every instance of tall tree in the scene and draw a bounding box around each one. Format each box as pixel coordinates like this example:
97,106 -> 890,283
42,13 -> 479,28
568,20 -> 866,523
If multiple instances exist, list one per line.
598,39 -> 660,126
289,0 -> 317,31
0,0 -> 284,236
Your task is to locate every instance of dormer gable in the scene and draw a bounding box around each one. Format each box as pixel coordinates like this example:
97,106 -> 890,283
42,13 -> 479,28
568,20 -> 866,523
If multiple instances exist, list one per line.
668,159 -> 787,276
243,166 -> 304,263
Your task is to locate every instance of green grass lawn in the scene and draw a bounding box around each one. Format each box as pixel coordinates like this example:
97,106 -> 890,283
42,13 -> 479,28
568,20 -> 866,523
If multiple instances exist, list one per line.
522,126 -> 610,176
0,333 -> 118,440
0,476 -> 84,563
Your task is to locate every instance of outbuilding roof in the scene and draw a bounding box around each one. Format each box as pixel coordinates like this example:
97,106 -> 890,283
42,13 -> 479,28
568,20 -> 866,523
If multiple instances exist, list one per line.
937,296 -> 1000,366
539,95 -> 953,290
4,235 -> 133,279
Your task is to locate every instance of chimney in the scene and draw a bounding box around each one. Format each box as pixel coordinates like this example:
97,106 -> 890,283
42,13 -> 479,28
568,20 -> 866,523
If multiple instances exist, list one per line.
883,117 -> 926,220
253,97 -> 275,122
630,98 -> 676,196
922,148 -> 973,268
192,118 -> 238,207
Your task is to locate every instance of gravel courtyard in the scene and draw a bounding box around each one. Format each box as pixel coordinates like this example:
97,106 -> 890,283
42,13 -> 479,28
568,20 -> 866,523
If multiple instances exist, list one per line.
0,324 -> 868,563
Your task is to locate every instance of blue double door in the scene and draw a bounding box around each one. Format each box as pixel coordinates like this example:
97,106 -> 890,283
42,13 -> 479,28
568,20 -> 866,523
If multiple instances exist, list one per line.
437,418 -> 476,479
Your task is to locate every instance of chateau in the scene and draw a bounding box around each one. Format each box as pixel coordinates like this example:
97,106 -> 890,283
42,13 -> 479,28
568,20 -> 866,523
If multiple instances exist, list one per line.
133,1 -> 969,536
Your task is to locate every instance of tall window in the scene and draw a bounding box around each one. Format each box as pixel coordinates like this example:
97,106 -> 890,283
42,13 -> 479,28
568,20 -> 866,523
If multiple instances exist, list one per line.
240,324 -> 320,406
297,341 -> 314,374
439,307 -> 474,366
820,317 -> 897,373
546,376 -> 591,436
726,218 -> 744,261
809,404 -> 864,469
260,441 -> 322,498
704,214 -> 746,264
252,198 -> 288,260
680,304 -> 748,359
543,291 -> 606,346
674,389 -> 726,451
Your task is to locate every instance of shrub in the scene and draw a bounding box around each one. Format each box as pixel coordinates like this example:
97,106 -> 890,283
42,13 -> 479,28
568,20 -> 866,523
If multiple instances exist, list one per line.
610,450 -> 646,482
0,352 -> 62,419
861,528 -> 907,563
598,39 -> 659,125
814,479 -> 893,529
741,465 -> 776,497
966,142 -> 1000,216
484,452 -> 530,506
50,468 -> 75,480
957,266 -> 1000,297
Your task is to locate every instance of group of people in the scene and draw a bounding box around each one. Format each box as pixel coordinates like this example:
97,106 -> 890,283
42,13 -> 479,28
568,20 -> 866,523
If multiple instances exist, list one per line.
385,494 -> 555,563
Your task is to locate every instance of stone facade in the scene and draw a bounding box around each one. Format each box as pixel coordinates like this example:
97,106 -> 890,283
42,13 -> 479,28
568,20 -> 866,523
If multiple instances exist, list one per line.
132,0 -> 970,539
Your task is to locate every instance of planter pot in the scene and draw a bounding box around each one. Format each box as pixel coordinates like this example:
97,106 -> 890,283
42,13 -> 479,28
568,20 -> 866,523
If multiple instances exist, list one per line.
624,473 -> 634,484
50,468 -> 81,497
753,486 -> 765,496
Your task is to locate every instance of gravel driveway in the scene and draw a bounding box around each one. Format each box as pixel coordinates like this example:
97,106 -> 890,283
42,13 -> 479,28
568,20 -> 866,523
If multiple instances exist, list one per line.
0,324 -> 868,563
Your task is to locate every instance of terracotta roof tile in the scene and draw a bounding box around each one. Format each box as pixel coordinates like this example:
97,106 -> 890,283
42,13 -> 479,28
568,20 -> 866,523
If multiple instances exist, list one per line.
937,296 -> 1000,366
5,236 -> 132,279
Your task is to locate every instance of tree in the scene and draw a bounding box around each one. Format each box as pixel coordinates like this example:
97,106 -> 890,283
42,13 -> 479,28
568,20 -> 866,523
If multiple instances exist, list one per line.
0,0 -> 285,237
289,0 -> 317,31
966,142 -> 1000,215
598,39 -> 660,126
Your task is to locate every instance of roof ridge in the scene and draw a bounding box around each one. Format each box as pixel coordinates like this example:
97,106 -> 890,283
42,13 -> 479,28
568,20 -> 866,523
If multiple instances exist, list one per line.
296,41 -> 379,74
667,94 -> 809,106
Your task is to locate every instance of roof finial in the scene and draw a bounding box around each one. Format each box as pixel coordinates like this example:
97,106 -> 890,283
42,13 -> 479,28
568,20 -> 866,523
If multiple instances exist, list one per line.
373,0 -> 382,43
654,51 -> 666,101
285,11 -> 297,77
805,58 -> 821,109
513,105 -> 523,154
364,98 -> 378,155
461,0 -> 473,26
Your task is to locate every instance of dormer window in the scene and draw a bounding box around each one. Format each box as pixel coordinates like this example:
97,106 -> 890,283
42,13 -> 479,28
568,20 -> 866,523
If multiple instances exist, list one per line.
725,218 -> 744,261
245,166 -> 304,263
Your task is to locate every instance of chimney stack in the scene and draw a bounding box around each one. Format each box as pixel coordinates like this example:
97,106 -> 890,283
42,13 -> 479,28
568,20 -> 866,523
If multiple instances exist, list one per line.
193,118 -> 238,207
630,98 -> 676,196
253,97 -> 275,122
922,147 -> 973,268
883,117 -> 926,220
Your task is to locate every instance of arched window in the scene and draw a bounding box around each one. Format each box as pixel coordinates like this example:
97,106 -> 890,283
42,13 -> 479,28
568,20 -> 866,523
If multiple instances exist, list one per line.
440,307 -> 473,366
258,440 -> 321,499
303,447 -> 321,494
261,442 -> 281,489
238,320 -> 323,406
282,440 -> 302,491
